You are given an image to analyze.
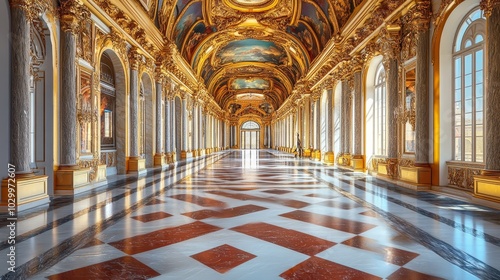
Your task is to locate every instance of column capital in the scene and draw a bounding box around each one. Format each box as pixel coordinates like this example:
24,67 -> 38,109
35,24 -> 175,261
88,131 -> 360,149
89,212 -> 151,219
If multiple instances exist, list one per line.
481,0 -> 500,17
380,24 -> 401,62
128,47 -> 142,70
59,0 -> 86,33
413,0 -> 432,33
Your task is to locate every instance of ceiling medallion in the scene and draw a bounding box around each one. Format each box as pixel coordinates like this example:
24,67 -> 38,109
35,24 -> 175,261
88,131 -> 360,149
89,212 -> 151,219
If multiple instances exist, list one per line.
223,0 -> 280,12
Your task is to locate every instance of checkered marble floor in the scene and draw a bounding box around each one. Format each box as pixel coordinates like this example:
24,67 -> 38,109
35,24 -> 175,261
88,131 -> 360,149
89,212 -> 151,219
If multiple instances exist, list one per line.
5,150 -> 500,279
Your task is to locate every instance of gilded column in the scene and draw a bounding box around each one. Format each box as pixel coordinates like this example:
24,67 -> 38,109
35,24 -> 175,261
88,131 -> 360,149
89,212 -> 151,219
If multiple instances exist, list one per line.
154,72 -> 166,167
303,95 -> 311,157
383,25 -> 401,178
352,60 -> 365,170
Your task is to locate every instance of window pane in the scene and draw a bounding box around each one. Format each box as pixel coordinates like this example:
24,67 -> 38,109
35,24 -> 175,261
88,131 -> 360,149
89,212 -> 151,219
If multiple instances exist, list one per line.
476,83 -> 483,98
475,34 -> 484,43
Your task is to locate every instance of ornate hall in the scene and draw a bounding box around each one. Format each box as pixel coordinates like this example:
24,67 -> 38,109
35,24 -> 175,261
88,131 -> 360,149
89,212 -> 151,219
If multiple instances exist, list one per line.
1,0 -> 500,279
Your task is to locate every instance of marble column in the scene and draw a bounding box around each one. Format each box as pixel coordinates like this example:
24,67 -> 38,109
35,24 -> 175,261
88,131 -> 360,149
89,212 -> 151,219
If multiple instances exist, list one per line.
198,105 -> 203,154
483,2 -> 500,172
352,68 -> 365,169
9,2 -> 31,173
341,80 -> 349,155
60,7 -> 79,168
324,89 -> 334,164
128,48 -> 140,158
181,96 -> 188,157
415,3 -> 431,166
315,98 -> 321,160
383,26 -> 401,178
353,71 -> 363,156
164,96 -> 171,162
303,96 -> 311,150
192,103 -> 198,156
154,75 -> 165,166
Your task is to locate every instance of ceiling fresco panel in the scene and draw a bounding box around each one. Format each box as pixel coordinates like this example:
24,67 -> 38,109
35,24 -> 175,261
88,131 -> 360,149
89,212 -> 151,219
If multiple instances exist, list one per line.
300,1 -> 331,47
214,39 -> 288,66
287,21 -> 320,61
182,22 -> 217,63
173,1 -> 203,48
230,78 -> 271,90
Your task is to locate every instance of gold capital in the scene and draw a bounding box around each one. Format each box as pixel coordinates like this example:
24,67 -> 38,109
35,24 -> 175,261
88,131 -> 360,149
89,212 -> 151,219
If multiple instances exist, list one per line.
128,47 -> 142,70
481,0 -> 500,17
59,0 -> 85,33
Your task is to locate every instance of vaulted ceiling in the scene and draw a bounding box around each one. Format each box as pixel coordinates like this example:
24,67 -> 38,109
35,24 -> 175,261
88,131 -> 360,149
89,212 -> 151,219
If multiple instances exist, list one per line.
155,0 -> 363,115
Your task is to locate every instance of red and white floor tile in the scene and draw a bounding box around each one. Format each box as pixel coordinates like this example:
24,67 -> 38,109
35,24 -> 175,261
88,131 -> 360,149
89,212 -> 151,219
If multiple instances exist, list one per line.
3,150 -> 500,279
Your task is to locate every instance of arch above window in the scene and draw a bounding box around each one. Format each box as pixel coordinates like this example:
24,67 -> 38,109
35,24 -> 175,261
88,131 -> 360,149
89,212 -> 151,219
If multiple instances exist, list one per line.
241,121 -> 260,130
454,9 -> 485,52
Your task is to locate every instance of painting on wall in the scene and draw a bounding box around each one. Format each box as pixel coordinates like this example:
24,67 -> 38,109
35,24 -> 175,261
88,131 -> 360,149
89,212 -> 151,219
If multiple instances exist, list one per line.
173,1 -> 202,48
200,58 -> 215,84
183,22 -> 216,63
301,2 -> 331,47
231,78 -> 270,90
216,39 -> 288,65
287,22 -> 319,60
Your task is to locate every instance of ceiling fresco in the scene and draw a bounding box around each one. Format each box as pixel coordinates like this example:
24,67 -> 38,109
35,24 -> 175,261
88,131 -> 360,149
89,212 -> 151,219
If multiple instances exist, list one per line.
156,0 -> 363,116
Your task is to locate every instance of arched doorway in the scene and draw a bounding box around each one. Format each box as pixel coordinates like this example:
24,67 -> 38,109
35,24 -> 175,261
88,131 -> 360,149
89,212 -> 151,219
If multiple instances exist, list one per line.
241,121 -> 260,149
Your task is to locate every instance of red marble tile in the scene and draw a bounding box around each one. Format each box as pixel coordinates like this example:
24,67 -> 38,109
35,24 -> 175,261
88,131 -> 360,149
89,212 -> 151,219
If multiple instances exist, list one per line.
387,267 -> 445,280
131,211 -> 172,223
316,200 -> 360,209
280,210 -> 377,234
183,205 -> 267,220
231,222 -> 336,256
280,256 -> 381,280
341,236 -> 419,265
190,244 -> 256,273
305,193 -> 339,199
262,189 -> 292,194
207,191 -> 309,208
109,221 -> 222,255
169,194 -> 227,208
47,256 -> 160,280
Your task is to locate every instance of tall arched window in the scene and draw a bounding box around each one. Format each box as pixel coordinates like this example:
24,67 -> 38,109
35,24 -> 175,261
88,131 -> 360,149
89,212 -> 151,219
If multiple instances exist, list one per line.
100,53 -> 116,149
453,8 -> 485,162
374,62 -> 386,156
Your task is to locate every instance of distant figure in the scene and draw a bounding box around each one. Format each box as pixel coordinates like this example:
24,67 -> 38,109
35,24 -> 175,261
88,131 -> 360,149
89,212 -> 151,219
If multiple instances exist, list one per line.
296,133 -> 303,158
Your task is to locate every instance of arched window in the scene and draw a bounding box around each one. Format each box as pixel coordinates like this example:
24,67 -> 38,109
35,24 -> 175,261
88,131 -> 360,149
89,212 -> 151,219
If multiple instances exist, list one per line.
100,53 -> 116,149
374,62 -> 386,156
453,8 -> 485,162
242,121 -> 260,130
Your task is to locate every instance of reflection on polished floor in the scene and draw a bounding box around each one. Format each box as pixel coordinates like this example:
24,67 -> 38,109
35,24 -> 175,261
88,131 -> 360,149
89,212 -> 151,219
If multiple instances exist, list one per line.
3,150 -> 500,279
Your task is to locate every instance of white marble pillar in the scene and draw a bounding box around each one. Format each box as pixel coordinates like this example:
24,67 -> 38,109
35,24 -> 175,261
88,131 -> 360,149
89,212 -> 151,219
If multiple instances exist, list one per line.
192,103 -> 198,154
10,1 -> 32,173
155,77 -> 164,155
353,70 -> 363,156
325,90 -> 333,153
315,99 -> 321,150
181,96 -> 188,151
164,96 -> 171,154
128,48 -> 140,158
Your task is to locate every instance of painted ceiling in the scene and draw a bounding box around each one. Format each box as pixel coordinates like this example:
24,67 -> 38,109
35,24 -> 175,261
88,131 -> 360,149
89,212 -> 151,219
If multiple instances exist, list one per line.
154,0 -> 362,115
